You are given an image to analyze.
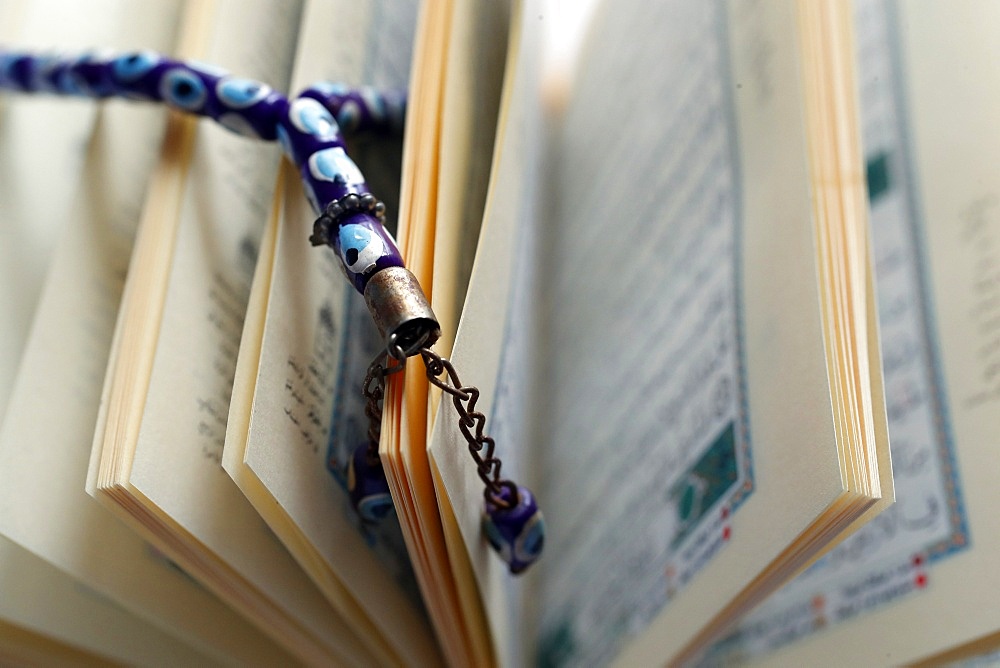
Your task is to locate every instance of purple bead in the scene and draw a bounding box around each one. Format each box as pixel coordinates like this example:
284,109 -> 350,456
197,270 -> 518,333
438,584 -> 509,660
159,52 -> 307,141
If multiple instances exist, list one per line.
109,51 -> 161,86
278,96 -> 370,215
115,56 -> 176,101
346,444 -> 394,523
72,52 -> 118,96
300,83 -> 406,135
279,96 -> 343,164
213,78 -> 286,139
482,485 -> 545,574
4,54 -> 33,90
332,212 -> 405,292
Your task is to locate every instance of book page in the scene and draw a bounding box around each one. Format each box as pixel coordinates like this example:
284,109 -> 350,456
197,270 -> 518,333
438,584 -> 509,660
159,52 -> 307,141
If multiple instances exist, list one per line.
0,621 -> 107,668
536,3 -> 757,662
376,0 -> 533,665
429,0 -> 509,361
433,0 -> 873,665
424,1 -> 544,665
0,1 -> 292,663
223,0 -> 443,665
0,533 -> 213,666
378,0 -> 515,665
542,0 -> 894,659
0,14 -> 296,661
708,1 -> 971,661
730,1 -> 1000,664
86,0 -> 378,664
0,0 -> 111,412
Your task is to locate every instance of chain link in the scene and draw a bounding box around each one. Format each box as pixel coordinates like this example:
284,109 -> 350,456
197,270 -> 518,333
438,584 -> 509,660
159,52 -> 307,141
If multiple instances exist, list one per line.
363,343 -> 515,510
419,347 -> 514,509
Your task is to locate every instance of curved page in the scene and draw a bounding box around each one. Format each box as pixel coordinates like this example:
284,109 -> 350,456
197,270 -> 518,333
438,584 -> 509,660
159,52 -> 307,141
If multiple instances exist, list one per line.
223,0 -> 443,665
0,0 -> 287,663
86,0 -> 377,664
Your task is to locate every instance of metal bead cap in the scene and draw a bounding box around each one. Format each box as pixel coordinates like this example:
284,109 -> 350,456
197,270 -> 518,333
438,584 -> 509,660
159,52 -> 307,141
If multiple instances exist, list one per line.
363,266 -> 441,355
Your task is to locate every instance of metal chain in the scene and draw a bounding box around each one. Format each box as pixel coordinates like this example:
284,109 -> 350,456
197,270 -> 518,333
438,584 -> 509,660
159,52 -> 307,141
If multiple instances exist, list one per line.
366,337 -> 516,510
418,347 -> 515,509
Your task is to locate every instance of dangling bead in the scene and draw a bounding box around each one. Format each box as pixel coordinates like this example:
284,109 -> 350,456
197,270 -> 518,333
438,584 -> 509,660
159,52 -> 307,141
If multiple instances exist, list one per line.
482,484 -> 544,574
346,444 -> 394,523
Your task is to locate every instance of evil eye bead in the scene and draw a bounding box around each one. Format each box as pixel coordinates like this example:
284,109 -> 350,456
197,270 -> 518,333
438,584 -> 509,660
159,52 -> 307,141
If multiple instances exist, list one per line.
308,146 -> 364,185
216,77 -> 271,109
160,68 -> 207,111
289,96 -> 338,140
111,50 -> 159,82
72,50 -> 117,96
338,223 -> 386,275
483,485 -> 545,574
347,444 -> 394,523
54,55 -> 89,95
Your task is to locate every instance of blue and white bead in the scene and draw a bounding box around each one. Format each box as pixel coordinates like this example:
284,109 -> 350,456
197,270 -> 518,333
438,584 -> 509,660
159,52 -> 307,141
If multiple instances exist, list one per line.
160,66 -> 208,111
483,485 -> 545,574
338,223 -> 386,275
111,50 -> 160,83
307,146 -> 364,185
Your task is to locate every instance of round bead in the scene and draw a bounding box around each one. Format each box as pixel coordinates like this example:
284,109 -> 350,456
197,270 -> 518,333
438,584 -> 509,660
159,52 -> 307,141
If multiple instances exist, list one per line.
160,67 -> 208,111
482,484 -> 544,574
346,444 -> 394,523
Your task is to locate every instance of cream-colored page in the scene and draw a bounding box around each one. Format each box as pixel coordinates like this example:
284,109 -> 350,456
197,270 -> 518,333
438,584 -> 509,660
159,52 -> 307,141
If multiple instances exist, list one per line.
0,2 -> 265,664
432,0 -> 850,665
223,0 -> 442,664
393,31 -> 510,647
428,0 -> 509,362
406,1 -> 516,664
0,17 -> 300,668
0,4 -> 186,665
90,1 -> 377,664
745,1 -> 1000,665
0,0 -> 109,412
380,0 -> 474,662
0,533 -> 213,666
424,1 -> 544,666
709,0 -> 961,662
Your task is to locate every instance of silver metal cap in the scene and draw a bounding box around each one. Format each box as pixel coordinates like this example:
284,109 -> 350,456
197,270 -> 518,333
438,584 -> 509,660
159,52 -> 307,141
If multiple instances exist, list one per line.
363,266 -> 441,355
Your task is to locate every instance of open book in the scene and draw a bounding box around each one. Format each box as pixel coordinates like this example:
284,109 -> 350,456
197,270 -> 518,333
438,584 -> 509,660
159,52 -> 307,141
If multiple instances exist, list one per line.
2,0 -> 999,666
0,0 -> 293,663
231,0 -> 893,664
417,0 -> 894,665
708,1 -> 1000,665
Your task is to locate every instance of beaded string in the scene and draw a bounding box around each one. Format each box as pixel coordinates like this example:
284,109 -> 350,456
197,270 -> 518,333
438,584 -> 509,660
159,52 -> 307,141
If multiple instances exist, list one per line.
0,47 -> 543,574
